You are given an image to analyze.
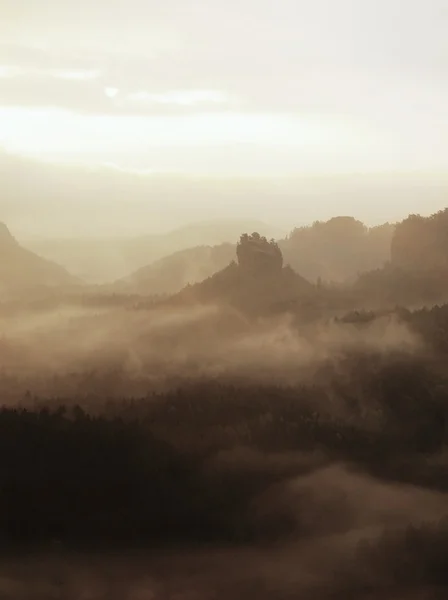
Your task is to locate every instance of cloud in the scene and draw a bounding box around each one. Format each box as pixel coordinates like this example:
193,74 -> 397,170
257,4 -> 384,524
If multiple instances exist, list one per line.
1,52 -> 447,127
2,1 -> 447,72
0,1 -> 447,118
0,44 -> 98,70
0,67 -> 236,115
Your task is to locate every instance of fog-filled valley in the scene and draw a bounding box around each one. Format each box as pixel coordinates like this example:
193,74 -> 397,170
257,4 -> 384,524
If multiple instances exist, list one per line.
1,200 -> 448,598
2,0 -> 448,593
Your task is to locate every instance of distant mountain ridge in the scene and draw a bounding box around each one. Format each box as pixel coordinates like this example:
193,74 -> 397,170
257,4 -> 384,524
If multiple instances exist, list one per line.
110,217 -> 395,297
115,243 -> 236,295
26,219 -> 285,284
165,234 -> 316,316
0,222 -> 80,298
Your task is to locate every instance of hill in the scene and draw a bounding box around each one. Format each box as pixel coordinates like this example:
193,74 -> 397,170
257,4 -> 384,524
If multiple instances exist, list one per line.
279,218 -> 395,283
115,243 -> 236,295
348,208 -> 448,309
115,216 -> 395,297
177,262 -> 315,311
169,234 -> 316,317
0,223 -> 79,298
26,219 -> 285,284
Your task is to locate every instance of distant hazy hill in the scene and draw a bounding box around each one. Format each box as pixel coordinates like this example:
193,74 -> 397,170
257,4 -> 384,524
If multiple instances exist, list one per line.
0,223 -> 79,298
116,243 -> 236,295
113,216 -> 396,296
351,208 -> 448,308
26,219 -> 285,284
279,218 -> 395,283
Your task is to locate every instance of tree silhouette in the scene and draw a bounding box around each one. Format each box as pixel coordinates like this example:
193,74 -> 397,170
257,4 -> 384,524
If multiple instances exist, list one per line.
236,232 -> 283,274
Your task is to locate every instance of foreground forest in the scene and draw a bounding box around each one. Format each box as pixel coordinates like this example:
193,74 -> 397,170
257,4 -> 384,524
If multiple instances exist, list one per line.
2,210 -> 448,598
2,304 -> 448,598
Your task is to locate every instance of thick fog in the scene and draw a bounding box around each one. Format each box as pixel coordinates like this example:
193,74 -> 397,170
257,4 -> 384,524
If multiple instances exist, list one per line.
0,301 -> 421,401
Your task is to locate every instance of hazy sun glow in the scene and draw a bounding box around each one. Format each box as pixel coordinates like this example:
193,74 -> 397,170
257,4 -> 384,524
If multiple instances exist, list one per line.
0,105 -> 402,175
0,0 -> 446,238
126,89 -> 231,107
0,66 -> 100,80
0,106 -> 369,151
0,0 -> 445,178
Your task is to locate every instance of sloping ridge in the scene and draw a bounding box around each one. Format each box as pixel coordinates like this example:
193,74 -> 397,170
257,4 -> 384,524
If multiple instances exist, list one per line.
171,261 -> 315,314
0,222 -> 80,295
115,243 -> 236,295
25,219 -> 285,284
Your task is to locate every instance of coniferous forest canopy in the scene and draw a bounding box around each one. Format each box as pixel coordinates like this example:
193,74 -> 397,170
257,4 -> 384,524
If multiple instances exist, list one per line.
1,204 -> 448,599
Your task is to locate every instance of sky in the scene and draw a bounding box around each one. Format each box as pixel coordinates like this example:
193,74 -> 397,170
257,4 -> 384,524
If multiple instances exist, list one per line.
0,1 -> 447,238
0,0 -> 447,176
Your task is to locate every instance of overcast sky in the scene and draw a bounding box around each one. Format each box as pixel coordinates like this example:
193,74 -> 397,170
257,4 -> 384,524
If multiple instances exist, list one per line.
0,1 -> 447,237
0,0 -> 447,173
